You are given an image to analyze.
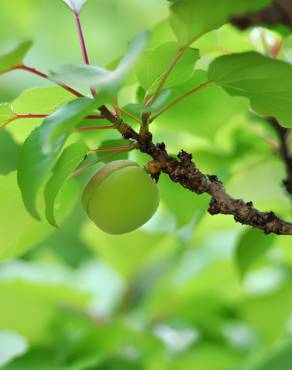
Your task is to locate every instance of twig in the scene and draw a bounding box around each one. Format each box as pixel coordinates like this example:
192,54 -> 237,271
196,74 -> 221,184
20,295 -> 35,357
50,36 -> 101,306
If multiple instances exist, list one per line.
75,125 -> 115,131
90,145 -> 134,153
73,10 -> 96,97
0,113 -> 109,129
150,81 -> 211,122
245,121 -> 278,153
120,108 -> 143,125
146,46 -> 187,106
6,64 -> 83,97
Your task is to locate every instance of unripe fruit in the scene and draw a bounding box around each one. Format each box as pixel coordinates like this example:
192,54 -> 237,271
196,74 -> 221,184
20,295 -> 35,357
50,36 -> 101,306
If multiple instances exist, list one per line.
82,160 -> 160,234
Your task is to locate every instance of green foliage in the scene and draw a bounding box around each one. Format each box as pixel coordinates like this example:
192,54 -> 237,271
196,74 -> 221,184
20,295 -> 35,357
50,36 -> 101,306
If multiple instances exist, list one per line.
168,0 -> 271,45
0,173 -> 76,261
252,342 -> 292,370
12,87 -> 74,115
209,52 -> 292,127
235,228 -> 276,279
97,139 -> 130,163
136,42 -> 199,93
51,32 -> 149,96
17,98 -> 96,220
0,104 -> 14,128
0,130 -> 20,175
154,70 -> 248,138
1,0 -> 292,369
0,40 -> 32,71
44,142 -> 88,227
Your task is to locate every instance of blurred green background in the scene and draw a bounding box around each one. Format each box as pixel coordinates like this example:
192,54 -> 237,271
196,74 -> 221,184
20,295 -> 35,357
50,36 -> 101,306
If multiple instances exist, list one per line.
1,1 -> 292,369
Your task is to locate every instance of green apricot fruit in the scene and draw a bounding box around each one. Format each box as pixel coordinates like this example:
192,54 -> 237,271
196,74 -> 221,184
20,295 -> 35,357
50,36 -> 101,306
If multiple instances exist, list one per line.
82,160 -> 160,234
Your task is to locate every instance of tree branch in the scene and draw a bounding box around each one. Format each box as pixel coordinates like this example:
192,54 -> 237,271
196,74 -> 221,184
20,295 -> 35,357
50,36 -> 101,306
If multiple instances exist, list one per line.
100,111 -> 292,235
267,117 -> 292,195
230,0 -> 292,30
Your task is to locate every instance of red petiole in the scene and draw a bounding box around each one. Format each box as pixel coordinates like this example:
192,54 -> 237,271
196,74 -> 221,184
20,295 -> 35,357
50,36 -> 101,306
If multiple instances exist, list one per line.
7,64 -> 84,97
0,113 -> 114,130
92,145 -> 133,153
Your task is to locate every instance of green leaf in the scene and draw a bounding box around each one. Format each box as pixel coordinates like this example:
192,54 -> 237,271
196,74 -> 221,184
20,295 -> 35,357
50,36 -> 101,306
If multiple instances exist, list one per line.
136,42 -> 199,94
169,0 -> 271,45
62,0 -> 87,13
252,342 -> 292,370
0,173 -> 77,260
235,228 -> 275,279
97,139 -> 130,163
159,173 -> 209,228
7,87 -> 75,142
125,90 -> 172,117
44,142 -> 88,227
124,103 -> 153,114
0,129 -> 20,175
12,87 -> 74,115
0,104 -> 14,128
154,70 -> 248,138
51,32 -> 149,96
0,40 -> 32,72
208,52 -> 292,127
17,98 -> 96,220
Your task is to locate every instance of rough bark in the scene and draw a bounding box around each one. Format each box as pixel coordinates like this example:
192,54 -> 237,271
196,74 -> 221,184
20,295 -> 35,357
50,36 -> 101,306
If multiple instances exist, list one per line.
100,106 -> 292,235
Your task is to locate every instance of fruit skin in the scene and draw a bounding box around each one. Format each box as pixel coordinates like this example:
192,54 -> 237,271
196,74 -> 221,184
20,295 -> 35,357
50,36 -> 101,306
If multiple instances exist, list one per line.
82,160 -> 160,234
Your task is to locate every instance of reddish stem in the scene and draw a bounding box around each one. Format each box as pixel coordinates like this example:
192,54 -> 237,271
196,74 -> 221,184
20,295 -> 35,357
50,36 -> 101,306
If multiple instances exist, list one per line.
0,113 -> 112,129
86,115 -> 104,119
14,113 -> 104,120
10,64 -> 83,97
120,108 -> 143,125
74,12 -> 90,65
75,125 -> 115,131
73,11 -> 96,97
16,114 -> 47,119
92,145 -> 132,153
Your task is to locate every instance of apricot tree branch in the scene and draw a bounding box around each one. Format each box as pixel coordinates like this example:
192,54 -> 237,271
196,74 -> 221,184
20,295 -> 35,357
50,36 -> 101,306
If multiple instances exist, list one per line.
100,109 -> 292,235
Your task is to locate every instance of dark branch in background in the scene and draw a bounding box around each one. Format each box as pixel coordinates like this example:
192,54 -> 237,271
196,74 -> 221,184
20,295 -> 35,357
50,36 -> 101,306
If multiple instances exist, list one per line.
99,108 -> 292,235
231,0 -> 292,30
230,2 -> 292,197
267,117 -> 292,195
